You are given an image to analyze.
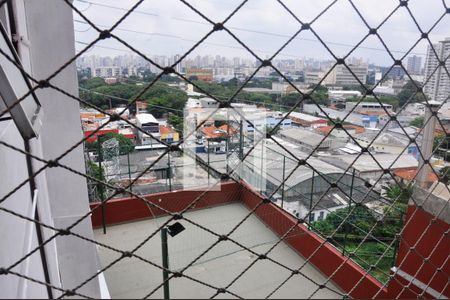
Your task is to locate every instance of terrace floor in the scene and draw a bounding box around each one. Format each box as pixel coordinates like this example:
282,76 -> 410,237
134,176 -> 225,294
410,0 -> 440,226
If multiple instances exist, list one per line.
94,203 -> 343,299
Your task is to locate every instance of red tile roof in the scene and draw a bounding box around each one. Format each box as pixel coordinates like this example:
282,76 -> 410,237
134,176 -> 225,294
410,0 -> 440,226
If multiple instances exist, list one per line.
315,125 -> 365,135
394,167 -> 438,182
160,125 -> 176,135
201,125 -> 237,139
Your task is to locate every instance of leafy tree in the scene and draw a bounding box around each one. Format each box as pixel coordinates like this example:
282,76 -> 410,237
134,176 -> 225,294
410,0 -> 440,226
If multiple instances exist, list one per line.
311,186 -> 408,284
409,116 -> 424,128
397,80 -> 426,107
224,77 -> 239,87
342,84 -> 371,93
141,70 -> 156,82
313,205 -> 377,237
265,125 -> 280,135
372,202 -> 407,239
168,114 -> 184,134
433,133 -> 449,151
379,96 -> 400,109
328,117 -> 342,126
86,160 -> 106,201
86,133 -> 135,155
434,134 -> 450,161
439,166 -> 450,177
80,77 -> 106,89
104,132 -> 135,154
245,79 -> 273,89
281,93 -> 301,107
384,182 -> 412,204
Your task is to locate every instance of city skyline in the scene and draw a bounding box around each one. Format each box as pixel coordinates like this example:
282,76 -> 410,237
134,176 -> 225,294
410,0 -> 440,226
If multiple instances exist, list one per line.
77,52 -> 419,71
73,0 -> 450,66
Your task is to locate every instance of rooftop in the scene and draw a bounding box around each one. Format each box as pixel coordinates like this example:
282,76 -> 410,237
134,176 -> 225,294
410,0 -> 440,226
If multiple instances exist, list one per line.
289,112 -> 327,123
316,125 -> 366,136
136,113 -> 159,125
94,203 -> 343,299
322,154 -> 418,173
278,128 -> 330,148
394,167 -> 439,183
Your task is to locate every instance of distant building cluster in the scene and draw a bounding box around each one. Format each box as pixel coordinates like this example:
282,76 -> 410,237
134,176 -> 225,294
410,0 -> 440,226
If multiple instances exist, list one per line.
80,101 -> 179,150
76,46 -> 450,106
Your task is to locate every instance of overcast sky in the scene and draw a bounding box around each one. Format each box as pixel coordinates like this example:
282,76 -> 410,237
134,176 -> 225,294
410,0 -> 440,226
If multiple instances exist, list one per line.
73,0 -> 450,66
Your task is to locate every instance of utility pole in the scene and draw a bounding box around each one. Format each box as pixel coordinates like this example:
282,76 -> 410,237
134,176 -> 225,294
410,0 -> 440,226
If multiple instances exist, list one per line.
417,101 -> 440,188
167,153 -> 172,192
281,155 -> 286,209
160,223 -> 185,300
344,168 -> 355,255
207,139 -> 210,185
239,120 -> 244,161
127,145 -> 132,194
308,170 -> 315,230
161,228 -> 170,300
97,135 -> 106,234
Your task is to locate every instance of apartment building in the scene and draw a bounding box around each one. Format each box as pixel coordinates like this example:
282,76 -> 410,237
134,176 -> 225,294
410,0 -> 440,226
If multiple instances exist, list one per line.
423,37 -> 450,102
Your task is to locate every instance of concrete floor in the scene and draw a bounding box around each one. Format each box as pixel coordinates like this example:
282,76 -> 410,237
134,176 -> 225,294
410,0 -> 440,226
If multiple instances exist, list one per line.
94,203 -> 343,299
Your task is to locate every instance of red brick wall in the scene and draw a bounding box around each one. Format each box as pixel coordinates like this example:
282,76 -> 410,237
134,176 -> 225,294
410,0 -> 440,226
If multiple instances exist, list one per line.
90,182 -> 240,227
88,181 -> 449,298
386,205 -> 449,298
238,182 -> 387,298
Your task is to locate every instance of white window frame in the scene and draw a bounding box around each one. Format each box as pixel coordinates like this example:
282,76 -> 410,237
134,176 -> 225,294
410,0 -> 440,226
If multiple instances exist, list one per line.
0,2 -> 41,139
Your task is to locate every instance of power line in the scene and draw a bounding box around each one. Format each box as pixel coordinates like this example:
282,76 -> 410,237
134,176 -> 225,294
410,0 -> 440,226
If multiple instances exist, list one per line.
78,86 -> 184,113
95,72 -> 301,109
73,0 -> 428,56
73,21 -> 304,59
76,0 -> 158,17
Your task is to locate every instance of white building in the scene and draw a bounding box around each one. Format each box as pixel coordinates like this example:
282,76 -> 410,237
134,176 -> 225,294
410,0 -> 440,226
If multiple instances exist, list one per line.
271,81 -> 309,93
423,37 -> 450,102
93,66 -> 122,78
0,2 -> 102,297
345,102 -> 393,114
328,90 -> 362,100
406,55 -> 422,75
324,64 -> 368,86
135,113 -> 161,147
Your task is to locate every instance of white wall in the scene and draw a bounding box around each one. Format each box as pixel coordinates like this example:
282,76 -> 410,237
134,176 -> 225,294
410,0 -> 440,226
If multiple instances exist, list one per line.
0,122 -> 48,298
24,0 -> 101,297
0,1 -> 101,298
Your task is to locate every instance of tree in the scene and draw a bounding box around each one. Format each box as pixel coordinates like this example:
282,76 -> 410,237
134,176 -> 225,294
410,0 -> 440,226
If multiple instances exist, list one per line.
265,125 -> 280,135
384,182 -> 412,204
281,93 -> 301,107
409,116 -> 424,128
86,160 -> 106,201
378,96 -> 400,110
141,70 -> 156,82
224,77 -> 239,87
328,117 -> 342,126
86,133 -> 135,155
439,166 -> 450,178
168,114 -> 184,134
342,84 -> 371,93
80,77 -> 105,89
434,134 -> 450,161
397,80 -> 426,107
313,205 -> 377,237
